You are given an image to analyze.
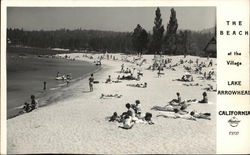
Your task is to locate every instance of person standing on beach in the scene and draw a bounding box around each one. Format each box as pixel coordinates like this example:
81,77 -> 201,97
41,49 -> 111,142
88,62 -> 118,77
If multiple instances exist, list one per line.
43,81 -> 47,90
89,74 -> 94,92
30,95 -> 38,111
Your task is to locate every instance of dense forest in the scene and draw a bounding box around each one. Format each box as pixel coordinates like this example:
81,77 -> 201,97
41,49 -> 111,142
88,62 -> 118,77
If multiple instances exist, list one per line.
7,8 -> 216,57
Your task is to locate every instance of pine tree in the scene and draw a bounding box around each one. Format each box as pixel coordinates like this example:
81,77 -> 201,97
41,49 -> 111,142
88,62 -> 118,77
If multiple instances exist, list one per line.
164,8 -> 178,55
132,24 -> 149,55
148,7 -> 164,54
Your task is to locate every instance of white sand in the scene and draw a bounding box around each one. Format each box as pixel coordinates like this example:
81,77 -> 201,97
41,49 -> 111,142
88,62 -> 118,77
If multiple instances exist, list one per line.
7,53 -> 216,154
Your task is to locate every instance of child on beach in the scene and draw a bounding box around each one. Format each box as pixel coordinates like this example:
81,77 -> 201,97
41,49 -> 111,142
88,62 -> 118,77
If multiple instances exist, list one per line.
109,112 -> 121,122
132,100 -> 142,117
144,112 -> 154,125
23,102 -> 31,113
89,74 -> 94,92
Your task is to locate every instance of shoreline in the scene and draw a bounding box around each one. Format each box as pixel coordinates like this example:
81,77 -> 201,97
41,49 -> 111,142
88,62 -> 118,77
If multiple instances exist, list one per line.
7,63 -> 103,120
7,53 -> 217,154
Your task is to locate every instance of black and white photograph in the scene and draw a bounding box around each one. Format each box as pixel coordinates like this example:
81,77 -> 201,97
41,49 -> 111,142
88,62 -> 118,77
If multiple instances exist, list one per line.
5,5 -> 218,154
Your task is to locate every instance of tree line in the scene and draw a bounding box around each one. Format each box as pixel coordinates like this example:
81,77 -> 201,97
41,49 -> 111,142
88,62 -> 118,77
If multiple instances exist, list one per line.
7,7 -> 215,56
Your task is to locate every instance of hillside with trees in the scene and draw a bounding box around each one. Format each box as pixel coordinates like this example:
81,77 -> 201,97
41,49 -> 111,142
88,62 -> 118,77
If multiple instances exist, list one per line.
7,8 -> 216,57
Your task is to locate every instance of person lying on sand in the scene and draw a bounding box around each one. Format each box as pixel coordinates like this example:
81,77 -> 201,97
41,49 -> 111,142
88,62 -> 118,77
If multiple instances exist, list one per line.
203,84 -> 216,92
127,82 -> 147,88
157,112 -> 196,121
119,74 -> 138,80
151,103 -> 190,112
183,83 -> 201,87
173,74 -> 193,82
100,94 -> 122,99
190,111 -> 211,120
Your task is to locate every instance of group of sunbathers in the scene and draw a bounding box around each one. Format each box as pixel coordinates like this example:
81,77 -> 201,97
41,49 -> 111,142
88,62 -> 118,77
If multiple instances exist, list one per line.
22,95 -> 39,113
152,92 -> 211,121
108,100 -> 154,129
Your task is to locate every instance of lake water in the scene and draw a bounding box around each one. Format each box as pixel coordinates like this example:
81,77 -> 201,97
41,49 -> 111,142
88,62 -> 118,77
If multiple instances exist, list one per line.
7,54 -> 99,119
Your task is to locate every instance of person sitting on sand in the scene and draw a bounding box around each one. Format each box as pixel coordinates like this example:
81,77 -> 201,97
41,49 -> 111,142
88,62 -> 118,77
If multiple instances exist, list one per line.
190,111 -> 211,120
143,112 -> 154,125
119,114 -> 135,129
23,102 -> 31,113
198,92 -> 208,103
169,92 -> 182,106
131,100 -> 142,117
30,95 -> 38,111
109,112 -> 121,122
120,103 -> 135,120
100,93 -> 122,99
105,75 -> 112,83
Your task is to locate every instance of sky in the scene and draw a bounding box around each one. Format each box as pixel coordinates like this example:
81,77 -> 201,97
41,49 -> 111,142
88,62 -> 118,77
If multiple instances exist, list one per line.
7,7 -> 216,32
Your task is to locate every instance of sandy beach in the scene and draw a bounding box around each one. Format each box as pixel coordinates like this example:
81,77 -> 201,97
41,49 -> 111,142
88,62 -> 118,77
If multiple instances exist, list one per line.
7,53 -> 216,154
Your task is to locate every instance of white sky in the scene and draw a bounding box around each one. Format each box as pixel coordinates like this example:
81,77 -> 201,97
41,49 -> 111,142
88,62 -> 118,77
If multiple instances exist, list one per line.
7,7 -> 216,32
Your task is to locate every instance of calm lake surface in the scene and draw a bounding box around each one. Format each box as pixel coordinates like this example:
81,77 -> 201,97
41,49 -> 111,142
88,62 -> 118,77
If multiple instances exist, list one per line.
7,53 -> 99,119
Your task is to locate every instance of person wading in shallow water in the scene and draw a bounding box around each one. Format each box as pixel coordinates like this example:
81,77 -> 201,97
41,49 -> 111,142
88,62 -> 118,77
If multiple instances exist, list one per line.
89,73 -> 94,92
43,81 -> 47,90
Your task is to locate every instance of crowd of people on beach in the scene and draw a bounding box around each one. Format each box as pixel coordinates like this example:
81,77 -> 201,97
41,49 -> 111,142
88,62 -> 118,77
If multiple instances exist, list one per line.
20,52 -> 216,131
